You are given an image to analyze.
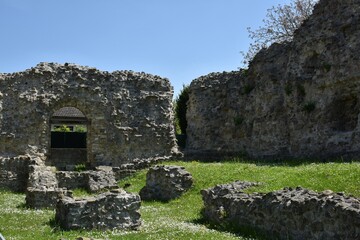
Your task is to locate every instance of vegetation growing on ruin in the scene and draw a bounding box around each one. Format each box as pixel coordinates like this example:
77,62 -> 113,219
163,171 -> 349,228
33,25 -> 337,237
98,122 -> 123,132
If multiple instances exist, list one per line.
242,0 -> 318,65
285,84 -> 293,95
174,85 -> 190,149
233,116 -> 244,126
0,159 -> 359,239
303,101 -> 316,112
174,85 -> 190,135
74,163 -> 87,172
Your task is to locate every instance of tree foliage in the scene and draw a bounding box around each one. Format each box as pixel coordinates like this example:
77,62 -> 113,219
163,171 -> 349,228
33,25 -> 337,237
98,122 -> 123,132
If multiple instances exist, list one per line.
242,0 -> 318,65
53,124 -> 71,132
174,85 -> 189,135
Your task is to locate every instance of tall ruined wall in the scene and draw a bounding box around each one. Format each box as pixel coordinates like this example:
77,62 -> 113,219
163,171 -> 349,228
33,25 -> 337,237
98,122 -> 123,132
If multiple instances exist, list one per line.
0,62 -> 178,166
187,0 -> 360,159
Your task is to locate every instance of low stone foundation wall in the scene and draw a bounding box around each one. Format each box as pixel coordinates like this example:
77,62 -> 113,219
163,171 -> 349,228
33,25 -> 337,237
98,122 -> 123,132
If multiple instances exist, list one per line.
113,156 -> 172,181
0,155 -> 31,192
201,182 -> 360,240
25,164 -> 117,209
56,169 -> 117,192
55,189 -> 141,230
26,187 -> 72,209
56,171 -> 85,189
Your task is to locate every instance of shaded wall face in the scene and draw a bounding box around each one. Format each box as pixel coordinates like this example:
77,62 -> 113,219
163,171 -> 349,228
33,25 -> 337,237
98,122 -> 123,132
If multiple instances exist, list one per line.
0,63 -> 178,166
186,0 -> 360,159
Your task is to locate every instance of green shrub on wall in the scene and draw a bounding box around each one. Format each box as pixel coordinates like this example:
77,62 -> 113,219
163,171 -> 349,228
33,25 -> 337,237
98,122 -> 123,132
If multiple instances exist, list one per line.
234,116 -> 244,126
303,101 -> 316,113
285,84 -> 293,95
74,164 -> 86,172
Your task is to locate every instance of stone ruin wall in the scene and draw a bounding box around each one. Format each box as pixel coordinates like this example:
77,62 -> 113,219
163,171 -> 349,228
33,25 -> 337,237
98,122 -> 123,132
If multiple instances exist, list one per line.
187,0 -> 360,159
201,182 -> 360,240
0,62 -> 178,167
0,155 -> 31,192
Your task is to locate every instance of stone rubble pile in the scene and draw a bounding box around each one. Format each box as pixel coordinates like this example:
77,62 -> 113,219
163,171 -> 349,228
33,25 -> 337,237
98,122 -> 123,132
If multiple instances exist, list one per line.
140,165 -> 193,201
201,182 -> 360,240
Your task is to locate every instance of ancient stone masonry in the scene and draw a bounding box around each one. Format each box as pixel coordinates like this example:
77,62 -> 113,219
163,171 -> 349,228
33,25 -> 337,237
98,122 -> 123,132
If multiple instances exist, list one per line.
112,156 -> 166,181
26,187 -> 72,209
139,165 -> 193,201
0,62 -> 179,167
56,169 -> 117,192
25,161 -> 118,208
186,0 -> 360,159
27,164 -> 58,189
0,155 -> 31,192
55,189 -> 141,230
201,182 -> 360,240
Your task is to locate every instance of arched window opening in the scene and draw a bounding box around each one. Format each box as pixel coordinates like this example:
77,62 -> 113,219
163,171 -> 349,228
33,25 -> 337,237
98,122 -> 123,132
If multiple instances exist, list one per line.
49,107 -> 88,170
51,107 -> 87,148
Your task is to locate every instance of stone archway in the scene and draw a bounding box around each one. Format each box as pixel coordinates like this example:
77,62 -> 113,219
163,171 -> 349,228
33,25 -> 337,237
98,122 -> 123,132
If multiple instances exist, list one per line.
48,107 -> 88,170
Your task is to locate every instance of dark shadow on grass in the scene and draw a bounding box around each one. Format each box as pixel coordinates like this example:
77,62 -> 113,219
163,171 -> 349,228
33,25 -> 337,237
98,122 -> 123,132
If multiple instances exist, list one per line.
190,216 -> 269,240
16,202 -> 28,209
229,157 -> 359,167
48,217 -> 62,233
140,198 -> 171,204
184,152 -> 359,167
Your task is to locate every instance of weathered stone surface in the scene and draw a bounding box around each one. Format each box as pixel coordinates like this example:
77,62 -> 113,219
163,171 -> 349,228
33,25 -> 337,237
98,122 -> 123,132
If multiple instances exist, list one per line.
50,148 -> 87,170
26,162 -> 63,208
85,170 -> 117,192
56,171 -> 85,190
55,189 -> 141,230
0,62 -> 178,167
186,0 -> 360,159
27,164 -> 58,189
139,165 -> 193,201
56,169 -> 117,193
113,156 -> 168,181
25,187 -> 72,209
25,163 -> 117,208
201,183 -> 360,240
0,155 -> 30,192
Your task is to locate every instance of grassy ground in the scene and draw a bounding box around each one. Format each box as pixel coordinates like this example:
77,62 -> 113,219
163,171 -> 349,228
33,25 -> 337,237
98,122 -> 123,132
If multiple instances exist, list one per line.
0,159 -> 359,239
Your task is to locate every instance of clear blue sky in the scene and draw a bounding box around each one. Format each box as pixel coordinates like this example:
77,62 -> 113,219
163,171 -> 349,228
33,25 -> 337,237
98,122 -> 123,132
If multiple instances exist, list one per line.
0,0 -> 292,98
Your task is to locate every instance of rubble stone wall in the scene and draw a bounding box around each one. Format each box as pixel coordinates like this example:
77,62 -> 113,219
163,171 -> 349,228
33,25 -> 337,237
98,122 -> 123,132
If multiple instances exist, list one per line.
0,63 -> 178,166
55,189 -> 141,230
26,187 -> 72,209
56,170 -> 117,192
187,0 -> 360,159
27,164 -> 58,189
201,182 -> 360,240
0,155 -> 30,192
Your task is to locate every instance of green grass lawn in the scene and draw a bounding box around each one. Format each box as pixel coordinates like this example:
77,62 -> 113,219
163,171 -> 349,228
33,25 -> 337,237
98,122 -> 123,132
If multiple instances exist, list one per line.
0,159 -> 359,239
